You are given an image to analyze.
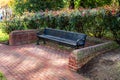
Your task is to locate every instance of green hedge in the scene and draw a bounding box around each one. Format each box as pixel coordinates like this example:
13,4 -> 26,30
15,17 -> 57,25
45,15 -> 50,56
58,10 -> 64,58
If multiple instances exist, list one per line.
2,9 -> 120,45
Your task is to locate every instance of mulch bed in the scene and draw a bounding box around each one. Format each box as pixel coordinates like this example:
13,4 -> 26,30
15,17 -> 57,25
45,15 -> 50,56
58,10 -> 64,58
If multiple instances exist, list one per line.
78,48 -> 120,80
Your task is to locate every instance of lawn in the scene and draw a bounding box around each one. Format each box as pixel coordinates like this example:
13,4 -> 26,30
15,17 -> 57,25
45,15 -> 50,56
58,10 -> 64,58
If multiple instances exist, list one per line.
0,26 -> 9,42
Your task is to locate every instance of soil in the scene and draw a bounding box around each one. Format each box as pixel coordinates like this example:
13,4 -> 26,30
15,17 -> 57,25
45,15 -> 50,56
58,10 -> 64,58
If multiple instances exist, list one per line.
78,48 -> 120,80
39,40 -> 97,52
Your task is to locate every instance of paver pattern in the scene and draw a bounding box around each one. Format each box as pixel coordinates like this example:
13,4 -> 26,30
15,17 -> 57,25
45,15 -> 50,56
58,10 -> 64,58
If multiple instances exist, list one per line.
0,44 -> 85,80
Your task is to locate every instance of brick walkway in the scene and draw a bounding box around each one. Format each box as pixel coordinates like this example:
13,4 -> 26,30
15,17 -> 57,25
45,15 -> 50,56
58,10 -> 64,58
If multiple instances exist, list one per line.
0,44 -> 85,80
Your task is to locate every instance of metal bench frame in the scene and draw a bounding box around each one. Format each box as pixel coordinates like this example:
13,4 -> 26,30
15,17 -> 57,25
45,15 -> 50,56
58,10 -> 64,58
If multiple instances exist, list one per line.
36,28 -> 87,49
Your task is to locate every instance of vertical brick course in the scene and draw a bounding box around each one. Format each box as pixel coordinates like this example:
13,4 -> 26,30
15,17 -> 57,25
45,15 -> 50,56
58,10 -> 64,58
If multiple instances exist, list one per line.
9,30 -> 37,46
68,54 -> 79,72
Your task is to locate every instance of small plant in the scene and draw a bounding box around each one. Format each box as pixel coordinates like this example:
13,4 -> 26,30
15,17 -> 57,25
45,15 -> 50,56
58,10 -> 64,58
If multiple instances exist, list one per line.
0,72 -> 7,80
0,23 -> 9,42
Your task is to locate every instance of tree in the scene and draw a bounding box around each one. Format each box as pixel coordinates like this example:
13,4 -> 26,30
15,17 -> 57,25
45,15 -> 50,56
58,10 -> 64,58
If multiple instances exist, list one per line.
118,0 -> 120,5
9,0 -> 65,15
69,0 -> 75,9
79,0 -> 112,8
8,0 -> 26,15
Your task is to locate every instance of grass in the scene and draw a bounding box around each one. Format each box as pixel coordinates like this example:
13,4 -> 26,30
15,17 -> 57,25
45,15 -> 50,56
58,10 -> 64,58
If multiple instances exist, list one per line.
0,29 -> 9,42
0,72 -> 7,80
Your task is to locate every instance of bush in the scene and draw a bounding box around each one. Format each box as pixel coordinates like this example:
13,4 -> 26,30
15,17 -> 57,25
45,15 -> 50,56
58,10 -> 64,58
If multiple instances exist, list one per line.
31,9 -> 107,37
83,9 -> 107,38
2,9 -> 120,45
104,10 -> 120,45
31,9 -> 120,45
9,0 -> 65,15
3,20 -> 27,34
2,14 -> 34,34
79,0 -> 112,8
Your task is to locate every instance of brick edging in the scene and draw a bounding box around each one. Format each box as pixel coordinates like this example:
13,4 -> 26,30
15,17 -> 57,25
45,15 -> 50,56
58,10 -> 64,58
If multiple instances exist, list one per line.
68,41 -> 119,71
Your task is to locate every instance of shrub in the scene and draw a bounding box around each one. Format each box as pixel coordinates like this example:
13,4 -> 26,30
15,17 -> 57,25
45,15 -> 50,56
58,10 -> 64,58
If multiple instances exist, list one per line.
83,9 -> 107,38
104,10 -> 120,45
79,0 -> 112,8
9,0 -> 65,15
2,14 -> 34,34
2,9 -> 120,45
3,19 -> 27,34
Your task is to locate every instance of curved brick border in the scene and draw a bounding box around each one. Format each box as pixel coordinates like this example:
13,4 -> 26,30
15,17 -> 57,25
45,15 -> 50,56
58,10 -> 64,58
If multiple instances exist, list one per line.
9,30 -> 38,46
69,41 -> 119,71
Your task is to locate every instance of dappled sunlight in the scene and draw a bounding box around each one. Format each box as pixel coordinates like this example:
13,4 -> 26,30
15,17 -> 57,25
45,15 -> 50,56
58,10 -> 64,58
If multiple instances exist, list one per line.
20,45 -> 69,59
0,0 -> 11,7
25,47 -> 47,55
0,53 -> 19,64
14,57 -> 42,72
39,69 -> 55,76
0,43 -> 84,79
49,58 -> 68,66
32,68 -> 61,80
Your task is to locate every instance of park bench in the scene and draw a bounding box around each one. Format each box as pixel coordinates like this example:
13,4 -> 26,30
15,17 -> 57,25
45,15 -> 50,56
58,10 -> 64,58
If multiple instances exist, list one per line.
36,28 -> 87,48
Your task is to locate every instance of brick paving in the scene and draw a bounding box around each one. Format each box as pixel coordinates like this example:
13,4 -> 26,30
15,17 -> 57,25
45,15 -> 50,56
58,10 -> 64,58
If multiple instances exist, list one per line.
0,44 -> 85,80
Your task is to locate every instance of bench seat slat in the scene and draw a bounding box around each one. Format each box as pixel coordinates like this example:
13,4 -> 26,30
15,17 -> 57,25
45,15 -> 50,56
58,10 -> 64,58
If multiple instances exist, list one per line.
37,28 -> 87,48
38,35 -> 78,46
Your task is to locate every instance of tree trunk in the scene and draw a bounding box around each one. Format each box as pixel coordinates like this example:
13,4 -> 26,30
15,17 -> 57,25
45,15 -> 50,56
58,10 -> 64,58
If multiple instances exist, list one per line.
69,0 -> 75,9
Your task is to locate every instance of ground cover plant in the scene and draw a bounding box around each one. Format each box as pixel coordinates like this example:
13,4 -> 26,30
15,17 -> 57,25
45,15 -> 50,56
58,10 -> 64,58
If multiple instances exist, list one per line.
0,72 -> 7,80
0,23 -> 9,42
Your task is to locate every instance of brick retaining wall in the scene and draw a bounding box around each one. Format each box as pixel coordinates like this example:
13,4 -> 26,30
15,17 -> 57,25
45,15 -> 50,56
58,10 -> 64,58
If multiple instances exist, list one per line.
68,41 -> 119,72
9,30 -> 37,46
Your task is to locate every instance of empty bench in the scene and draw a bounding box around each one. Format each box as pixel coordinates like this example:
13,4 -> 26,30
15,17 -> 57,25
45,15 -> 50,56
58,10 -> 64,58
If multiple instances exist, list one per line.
36,28 -> 87,48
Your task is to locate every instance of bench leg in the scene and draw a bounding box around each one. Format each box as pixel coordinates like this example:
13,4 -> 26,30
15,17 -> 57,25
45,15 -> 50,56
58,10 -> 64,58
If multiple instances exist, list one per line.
36,38 -> 40,45
75,45 -> 79,49
82,44 -> 85,48
82,46 -> 85,48
43,39 -> 46,44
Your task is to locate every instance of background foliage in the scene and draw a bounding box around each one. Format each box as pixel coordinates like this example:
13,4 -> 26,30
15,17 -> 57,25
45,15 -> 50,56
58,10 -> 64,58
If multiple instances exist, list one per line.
79,0 -> 112,8
1,0 -> 119,44
9,0 -> 65,15
8,0 -> 119,15
2,9 -> 120,45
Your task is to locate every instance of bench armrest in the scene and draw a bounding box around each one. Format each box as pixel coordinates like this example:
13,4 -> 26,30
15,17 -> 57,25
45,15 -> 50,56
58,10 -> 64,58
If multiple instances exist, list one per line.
77,38 -> 85,42
76,38 -> 85,45
37,31 -> 41,35
37,29 -> 44,35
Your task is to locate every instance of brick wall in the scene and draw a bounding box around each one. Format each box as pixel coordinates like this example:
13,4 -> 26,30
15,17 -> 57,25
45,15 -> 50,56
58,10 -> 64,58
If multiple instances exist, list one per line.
68,41 -> 119,72
9,30 -> 37,46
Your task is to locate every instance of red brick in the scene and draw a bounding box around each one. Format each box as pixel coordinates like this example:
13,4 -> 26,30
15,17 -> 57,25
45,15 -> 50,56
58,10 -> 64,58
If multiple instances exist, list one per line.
0,44 -> 85,80
9,30 -> 37,46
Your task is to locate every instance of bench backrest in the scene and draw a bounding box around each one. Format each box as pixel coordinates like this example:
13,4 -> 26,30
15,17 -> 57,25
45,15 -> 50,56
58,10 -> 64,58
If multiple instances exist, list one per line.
44,28 -> 87,41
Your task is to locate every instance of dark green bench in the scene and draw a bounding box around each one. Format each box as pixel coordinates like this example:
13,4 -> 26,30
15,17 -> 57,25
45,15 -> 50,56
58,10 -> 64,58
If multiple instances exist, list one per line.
37,28 -> 87,48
